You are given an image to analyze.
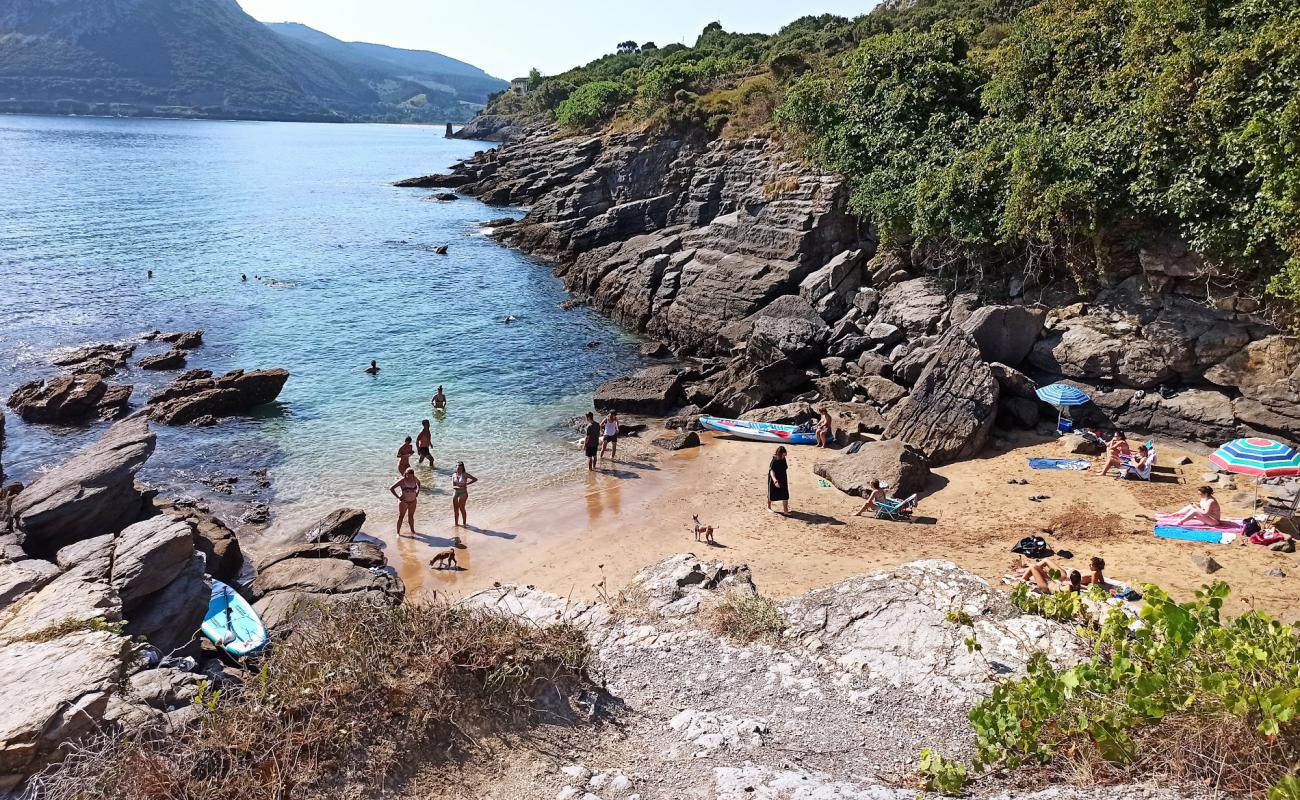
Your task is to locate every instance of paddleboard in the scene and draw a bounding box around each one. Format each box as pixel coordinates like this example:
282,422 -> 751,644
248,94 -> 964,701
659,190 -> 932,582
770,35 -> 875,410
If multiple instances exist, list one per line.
699,416 -> 819,445
201,579 -> 268,657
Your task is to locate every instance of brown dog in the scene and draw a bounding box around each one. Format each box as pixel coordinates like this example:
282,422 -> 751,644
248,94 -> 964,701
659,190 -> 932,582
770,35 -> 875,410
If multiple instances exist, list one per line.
691,515 -> 715,545
429,549 -> 458,570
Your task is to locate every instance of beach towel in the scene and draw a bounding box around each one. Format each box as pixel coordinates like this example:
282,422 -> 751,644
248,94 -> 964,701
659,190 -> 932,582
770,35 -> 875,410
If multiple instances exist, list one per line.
1155,525 -> 1238,545
1154,513 -> 1244,533
1028,458 -> 1093,470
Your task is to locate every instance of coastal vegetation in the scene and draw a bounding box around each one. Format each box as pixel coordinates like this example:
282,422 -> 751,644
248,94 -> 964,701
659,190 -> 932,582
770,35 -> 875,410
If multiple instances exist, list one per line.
35,599 -> 591,800
491,0 -> 1300,310
930,581 -> 1300,798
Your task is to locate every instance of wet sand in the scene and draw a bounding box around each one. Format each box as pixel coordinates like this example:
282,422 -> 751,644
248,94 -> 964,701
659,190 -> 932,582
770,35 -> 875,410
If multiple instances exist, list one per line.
251,430 -> 1300,618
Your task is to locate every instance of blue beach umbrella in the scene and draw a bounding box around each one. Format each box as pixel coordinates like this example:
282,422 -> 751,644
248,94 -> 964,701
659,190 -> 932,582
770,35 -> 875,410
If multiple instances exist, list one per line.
1035,383 -> 1090,433
1035,383 -> 1091,406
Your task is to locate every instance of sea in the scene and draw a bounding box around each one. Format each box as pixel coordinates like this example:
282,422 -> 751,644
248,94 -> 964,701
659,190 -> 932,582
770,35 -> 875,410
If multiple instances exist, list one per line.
0,114 -> 645,528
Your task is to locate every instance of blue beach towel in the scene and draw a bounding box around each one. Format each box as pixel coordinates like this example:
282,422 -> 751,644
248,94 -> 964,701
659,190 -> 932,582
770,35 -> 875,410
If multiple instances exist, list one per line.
1028,458 -> 1093,471
1154,525 -> 1236,545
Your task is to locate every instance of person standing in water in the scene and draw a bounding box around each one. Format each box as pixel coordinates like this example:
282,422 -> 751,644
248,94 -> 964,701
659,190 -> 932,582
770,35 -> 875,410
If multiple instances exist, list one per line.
583,411 -> 600,471
416,420 -> 434,468
767,446 -> 790,514
432,385 -> 447,411
451,462 -> 478,528
397,436 -> 414,475
600,411 -> 620,460
389,468 -> 420,538
364,359 -> 380,375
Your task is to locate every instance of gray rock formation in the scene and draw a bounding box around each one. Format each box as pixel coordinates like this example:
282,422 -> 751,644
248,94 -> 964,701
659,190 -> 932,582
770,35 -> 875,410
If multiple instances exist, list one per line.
813,439 -> 931,499
147,368 -> 288,425
10,417 -> 155,555
111,516 -> 197,609
594,368 -> 685,415
137,348 -> 187,370
297,507 -> 366,544
6,374 -> 132,423
123,552 -> 208,654
960,305 -> 1046,366
50,342 -> 136,377
1206,336 -> 1300,439
884,329 -> 1000,465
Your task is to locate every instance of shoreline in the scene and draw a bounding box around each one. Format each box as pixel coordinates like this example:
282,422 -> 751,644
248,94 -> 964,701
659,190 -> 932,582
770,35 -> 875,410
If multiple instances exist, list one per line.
247,426 -> 1300,618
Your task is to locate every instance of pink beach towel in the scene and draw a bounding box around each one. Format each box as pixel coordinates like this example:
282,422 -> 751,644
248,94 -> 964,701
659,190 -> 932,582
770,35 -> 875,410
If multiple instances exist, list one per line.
1155,513 -> 1244,534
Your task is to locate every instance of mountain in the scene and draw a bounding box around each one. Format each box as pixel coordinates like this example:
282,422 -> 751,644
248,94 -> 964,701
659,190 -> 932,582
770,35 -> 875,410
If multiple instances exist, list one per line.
266,22 -> 506,105
0,0 -> 506,122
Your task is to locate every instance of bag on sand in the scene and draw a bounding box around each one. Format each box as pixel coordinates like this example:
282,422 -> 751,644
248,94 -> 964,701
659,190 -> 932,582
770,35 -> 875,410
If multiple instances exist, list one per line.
1011,535 -> 1052,560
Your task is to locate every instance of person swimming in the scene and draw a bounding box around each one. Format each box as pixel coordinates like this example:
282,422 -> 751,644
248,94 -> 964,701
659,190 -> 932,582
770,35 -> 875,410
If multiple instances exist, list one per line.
364,360 -> 380,375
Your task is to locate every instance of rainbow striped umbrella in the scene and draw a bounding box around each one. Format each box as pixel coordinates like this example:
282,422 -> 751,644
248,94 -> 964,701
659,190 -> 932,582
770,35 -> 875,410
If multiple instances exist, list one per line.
1208,438 -> 1300,478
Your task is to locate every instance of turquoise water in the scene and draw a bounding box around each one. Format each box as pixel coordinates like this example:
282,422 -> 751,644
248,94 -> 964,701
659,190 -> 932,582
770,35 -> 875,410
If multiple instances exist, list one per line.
0,115 -> 644,518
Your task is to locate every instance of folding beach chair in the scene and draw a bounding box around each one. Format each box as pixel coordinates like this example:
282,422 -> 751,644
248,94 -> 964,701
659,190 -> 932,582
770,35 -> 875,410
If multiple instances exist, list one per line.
1119,442 -> 1156,481
1266,489 -> 1300,523
876,494 -> 918,522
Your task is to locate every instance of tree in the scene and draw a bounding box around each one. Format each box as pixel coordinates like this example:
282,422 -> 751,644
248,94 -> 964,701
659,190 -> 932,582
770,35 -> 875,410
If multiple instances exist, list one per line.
555,81 -> 632,127
527,67 -> 542,88
641,41 -> 658,51
617,40 -> 639,54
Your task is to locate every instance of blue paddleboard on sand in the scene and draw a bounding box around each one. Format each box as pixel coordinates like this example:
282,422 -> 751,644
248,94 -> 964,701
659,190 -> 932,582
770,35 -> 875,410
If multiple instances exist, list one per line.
201,579 -> 268,657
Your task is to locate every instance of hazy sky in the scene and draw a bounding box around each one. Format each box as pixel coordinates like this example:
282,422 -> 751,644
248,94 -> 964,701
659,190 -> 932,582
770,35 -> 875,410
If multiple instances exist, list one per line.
239,1 -> 877,80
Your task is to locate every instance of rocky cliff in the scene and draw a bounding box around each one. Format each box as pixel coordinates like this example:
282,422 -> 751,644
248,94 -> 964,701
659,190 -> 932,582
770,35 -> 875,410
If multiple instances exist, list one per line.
410,131 -> 1298,460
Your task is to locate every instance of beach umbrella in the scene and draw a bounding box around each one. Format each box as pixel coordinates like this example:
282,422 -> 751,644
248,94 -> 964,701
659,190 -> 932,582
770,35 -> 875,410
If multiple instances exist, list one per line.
1208,437 -> 1300,511
1035,383 -> 1090,432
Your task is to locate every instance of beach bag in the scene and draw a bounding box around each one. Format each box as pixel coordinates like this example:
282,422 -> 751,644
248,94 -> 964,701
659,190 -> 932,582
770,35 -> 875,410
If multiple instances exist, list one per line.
1011,536 -> 1052,560
1244,518 -> 1262,536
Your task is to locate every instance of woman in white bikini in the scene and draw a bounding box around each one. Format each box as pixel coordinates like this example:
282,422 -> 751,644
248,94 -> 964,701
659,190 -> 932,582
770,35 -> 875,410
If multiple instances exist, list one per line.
451,462 -> 478,528
389,468 -> 420,538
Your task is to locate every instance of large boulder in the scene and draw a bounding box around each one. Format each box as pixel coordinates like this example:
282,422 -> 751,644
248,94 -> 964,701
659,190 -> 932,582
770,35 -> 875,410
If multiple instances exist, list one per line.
798,249 -> 866,321
0,559 -> 59,608
960,305 -> 1046,366
1029,318 -> 1177,389
123,553 -> 209,654
622,553 -> 757,618
876,278 -> 949,338
156,501 -> 244,583
10,417 -> 155,555
0,631 -> 134,791
147,368 -> 288,425
594,368 -> 685,416
745,316 -> 828,367
1206,336 -> 1300,440
813,439 -> 931,498
779,560 -> 1083,703
137,349 -> 187,370
6,374 -> 132,423
50,343 -> 136,377
110,516 -> 197,611
739,402 -> 817,425
884,329 -> 1000,465
298,507 -> 367,544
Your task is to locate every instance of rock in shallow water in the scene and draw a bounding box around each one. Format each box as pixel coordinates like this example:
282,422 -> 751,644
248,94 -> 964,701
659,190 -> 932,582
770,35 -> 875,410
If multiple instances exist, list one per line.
147,368 -> 288,425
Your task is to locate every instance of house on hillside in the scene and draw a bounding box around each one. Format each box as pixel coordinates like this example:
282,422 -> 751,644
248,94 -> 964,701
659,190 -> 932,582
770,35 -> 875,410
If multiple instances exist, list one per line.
510,77 -> 530,94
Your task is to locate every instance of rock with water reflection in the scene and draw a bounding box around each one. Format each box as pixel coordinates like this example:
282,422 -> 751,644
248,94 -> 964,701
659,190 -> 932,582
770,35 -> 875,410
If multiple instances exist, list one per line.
147,368 -> 288,425
7,374 -> 133,423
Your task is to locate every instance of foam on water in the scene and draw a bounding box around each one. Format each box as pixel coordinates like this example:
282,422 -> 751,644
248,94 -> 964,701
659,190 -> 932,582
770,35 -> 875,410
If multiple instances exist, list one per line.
0,115 -> 645,512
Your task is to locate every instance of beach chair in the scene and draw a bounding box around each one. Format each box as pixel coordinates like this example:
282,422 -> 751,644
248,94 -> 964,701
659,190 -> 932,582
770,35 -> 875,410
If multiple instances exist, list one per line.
1119,441 -> 1156,481
876,494 -> 918,522
1266,489 -> 1299,523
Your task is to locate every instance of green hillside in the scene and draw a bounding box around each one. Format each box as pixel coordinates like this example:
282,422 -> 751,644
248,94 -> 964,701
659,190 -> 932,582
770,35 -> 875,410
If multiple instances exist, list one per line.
484,0 -> 1300,311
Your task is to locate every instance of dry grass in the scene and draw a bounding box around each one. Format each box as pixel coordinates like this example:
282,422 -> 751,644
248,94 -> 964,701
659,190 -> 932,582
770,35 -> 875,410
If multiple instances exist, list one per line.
762,175 -> 803,201
704,590 -> 785,645
34,597 -> 591,800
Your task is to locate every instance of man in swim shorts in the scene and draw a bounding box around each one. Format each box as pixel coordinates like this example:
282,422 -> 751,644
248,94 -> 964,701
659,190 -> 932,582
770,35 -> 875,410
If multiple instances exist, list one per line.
432,385 -> 447,410
417,419 -> 434,467
583,411 -> 600,471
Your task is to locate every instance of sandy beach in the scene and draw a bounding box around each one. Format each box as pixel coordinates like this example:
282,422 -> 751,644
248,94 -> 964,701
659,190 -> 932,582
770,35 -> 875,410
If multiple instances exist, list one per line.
273,427 -> 1300,619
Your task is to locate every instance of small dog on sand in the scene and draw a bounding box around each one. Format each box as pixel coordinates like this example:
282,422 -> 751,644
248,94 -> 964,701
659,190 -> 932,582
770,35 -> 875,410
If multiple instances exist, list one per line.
429,549 -> 458,570
691,515 -> 715,545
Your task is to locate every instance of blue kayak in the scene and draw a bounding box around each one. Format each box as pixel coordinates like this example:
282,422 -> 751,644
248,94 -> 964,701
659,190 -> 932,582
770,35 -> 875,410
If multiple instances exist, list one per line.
699,416 -> 819,445
201,579 -> 268,657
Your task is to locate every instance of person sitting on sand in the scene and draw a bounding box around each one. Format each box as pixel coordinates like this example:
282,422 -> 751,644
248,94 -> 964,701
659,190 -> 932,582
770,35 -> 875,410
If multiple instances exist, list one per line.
815,407 -> 834,449
1096,431 -> 1131,476
389,468 -> 420,538
1171,486 -> 1222,527
397,436 -> 414,475
364,359 -> 380,375
416,421 -> 434,468
854,479 -> 886,516
432,385 -> 447,411
1083,556 -> 1109,589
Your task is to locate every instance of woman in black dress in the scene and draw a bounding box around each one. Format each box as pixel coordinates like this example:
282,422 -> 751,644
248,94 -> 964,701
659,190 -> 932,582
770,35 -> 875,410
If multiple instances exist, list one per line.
767,446 -> 789,514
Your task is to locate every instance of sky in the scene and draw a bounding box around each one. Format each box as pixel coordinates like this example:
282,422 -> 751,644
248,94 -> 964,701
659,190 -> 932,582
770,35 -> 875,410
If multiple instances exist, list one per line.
238,0 -> 878,80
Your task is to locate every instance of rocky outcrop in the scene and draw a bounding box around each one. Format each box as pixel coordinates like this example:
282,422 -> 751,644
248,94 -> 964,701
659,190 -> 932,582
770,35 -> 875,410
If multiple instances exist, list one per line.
594,367 -> 685,415
146,368 -> 288,425
6,374 -> 132,423
417,128 -> 1293,452
813,439 -> 931,498
110,517 -> 198,609
448,113 -> 528,143
50,343 -> 136,377
884,329 -> 1000,465
1205,336 -> 1300,438
137,348 -> 187,370
296,507 -> 366,544
156,500 -> 244,583
10,417 -> 155,555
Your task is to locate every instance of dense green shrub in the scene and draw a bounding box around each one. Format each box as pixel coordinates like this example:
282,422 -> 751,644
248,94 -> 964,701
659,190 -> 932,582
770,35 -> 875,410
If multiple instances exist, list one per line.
555,80 -> 632,128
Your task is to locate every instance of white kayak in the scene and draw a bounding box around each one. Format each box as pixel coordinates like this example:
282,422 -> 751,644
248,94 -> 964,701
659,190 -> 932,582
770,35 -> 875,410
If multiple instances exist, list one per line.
699,416 -> 819,445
